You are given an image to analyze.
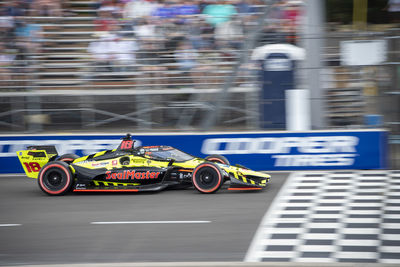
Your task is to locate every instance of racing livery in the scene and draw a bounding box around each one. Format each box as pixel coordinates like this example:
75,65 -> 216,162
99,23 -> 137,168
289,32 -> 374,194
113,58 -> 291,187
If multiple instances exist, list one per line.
16,134 -> 270,195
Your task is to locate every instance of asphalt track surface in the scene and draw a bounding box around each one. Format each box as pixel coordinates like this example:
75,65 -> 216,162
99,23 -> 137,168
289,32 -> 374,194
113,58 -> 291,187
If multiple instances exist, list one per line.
0,173 -> 289,266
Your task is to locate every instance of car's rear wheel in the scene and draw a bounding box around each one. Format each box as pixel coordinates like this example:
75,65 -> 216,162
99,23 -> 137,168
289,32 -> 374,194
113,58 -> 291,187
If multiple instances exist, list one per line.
205,154 -> 230,165
192,162 -> 224,193
38,161 -> 73,196
58,153 -> 79,164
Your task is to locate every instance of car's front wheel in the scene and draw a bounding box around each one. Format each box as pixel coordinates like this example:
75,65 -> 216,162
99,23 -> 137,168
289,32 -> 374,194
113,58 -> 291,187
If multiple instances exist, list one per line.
38,161 -> 73,196
192,162 -> 224,193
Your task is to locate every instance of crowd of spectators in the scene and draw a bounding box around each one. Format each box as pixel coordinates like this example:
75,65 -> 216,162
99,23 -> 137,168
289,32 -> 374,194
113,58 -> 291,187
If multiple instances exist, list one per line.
0,0 -> 63,47
0,0 -> 304,87
87,0 -> 304,77
0,0 -> 61,83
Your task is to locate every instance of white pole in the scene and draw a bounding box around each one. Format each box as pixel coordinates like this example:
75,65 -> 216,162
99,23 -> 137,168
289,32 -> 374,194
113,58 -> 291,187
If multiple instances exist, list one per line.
286,89 -> 311,131
301,0 -> 326,129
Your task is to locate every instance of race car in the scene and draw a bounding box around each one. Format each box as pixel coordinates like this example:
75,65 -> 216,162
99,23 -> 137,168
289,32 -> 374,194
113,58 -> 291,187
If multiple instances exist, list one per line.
16,134 -> 270,195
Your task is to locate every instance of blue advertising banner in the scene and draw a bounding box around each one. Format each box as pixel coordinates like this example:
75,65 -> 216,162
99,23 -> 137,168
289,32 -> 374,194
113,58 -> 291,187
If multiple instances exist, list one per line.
0,130 -> 387,173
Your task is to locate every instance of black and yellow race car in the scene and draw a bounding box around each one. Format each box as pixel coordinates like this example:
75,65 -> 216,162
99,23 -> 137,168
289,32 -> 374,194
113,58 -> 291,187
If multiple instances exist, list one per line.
16,134 -> 270,195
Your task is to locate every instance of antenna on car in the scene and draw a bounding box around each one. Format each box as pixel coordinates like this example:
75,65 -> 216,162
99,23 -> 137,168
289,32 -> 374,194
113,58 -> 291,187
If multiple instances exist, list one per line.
122,133 -> 132,140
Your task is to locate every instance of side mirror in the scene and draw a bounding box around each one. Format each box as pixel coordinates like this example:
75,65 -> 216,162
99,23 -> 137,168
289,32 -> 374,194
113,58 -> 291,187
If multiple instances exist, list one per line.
168,158 -> 175,166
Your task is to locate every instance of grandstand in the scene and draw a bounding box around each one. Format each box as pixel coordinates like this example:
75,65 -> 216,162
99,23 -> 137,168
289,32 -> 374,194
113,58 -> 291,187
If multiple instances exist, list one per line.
0,0 -> 269,131
1,0 -> 264,91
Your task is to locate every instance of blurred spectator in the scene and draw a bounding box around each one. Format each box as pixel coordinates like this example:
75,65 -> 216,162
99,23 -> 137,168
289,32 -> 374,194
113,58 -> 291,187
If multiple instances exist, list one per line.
123,0 -> 160,21
138,40 -> 167,86
174,41 -> 198,73
134,18 -> 163,40
196,18 -> 215,49
0,42 -> 15,85
283,1 -> 302,26
88,33 -> 138,72
282,0 -> 303,44
98,0 -> 123,18
257,24 -> 288,46
95,8 -> 118,32
386,0 -> 400,22
0,9 -> 15,44
202,0 -> 237,27
98,0 -> 118,12
235,0 -> 263,29
4,1 -> 27,17
178,1 -> 200,18
15,17 -> 42,56
31,0 -> 62,17
88,35 -> 112,71
256,1 -> 287,46
268,0 -> 285,24
173,41 -> 199,86
183,18 -> 204,50
387,0 -> 400,12
192,43 -> 221,88
235,0 -> 254,14
250,0 -> 265,14
152,1 -> 178,21
111,35 -> 139,71
214,15 -> 243,50
114,0 -> 126,19
138,40 -> 165,67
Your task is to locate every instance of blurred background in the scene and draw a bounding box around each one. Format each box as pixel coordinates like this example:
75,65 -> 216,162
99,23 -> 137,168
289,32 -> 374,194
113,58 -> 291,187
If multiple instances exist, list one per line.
0,0 -> 398,167
0,1 -> 399,265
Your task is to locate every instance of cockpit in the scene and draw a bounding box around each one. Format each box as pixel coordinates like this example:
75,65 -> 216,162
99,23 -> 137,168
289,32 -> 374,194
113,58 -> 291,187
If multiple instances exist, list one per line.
137,146 -> 194,162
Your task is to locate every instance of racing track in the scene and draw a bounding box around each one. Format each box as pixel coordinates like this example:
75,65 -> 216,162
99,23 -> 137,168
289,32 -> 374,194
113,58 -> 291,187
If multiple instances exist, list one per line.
0,173 -> 289,265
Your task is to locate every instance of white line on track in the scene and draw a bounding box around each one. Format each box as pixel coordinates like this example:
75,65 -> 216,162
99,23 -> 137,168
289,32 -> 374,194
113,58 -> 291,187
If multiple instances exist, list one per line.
91,221 -> 211,225
244,171 -> 298,262
0,224 -> 21,227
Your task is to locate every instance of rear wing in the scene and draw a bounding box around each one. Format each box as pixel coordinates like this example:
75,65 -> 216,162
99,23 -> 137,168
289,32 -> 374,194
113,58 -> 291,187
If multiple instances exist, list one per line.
16,146 -> 58,178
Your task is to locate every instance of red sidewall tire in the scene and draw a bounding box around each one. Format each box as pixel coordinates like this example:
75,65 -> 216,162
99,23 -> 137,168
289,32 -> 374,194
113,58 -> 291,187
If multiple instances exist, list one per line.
38,162 -> 72,196
58,154 -> 79,164
60,158 -> 73,162
192,163 -> 223,193
205,155 -> 230,165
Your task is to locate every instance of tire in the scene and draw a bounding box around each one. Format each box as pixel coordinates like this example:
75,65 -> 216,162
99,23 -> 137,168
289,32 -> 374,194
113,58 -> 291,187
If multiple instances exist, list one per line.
205,154 -> 230,165
192,162 -> 224,194
58,153 -> 79,164
38,161 -> 73,196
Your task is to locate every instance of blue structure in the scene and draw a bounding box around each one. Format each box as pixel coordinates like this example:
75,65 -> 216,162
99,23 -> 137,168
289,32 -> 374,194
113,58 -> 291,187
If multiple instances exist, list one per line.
252,44 -> 305,129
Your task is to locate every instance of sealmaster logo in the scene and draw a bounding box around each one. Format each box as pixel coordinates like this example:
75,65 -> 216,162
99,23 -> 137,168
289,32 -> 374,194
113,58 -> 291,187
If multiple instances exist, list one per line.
105,170 -> 160,180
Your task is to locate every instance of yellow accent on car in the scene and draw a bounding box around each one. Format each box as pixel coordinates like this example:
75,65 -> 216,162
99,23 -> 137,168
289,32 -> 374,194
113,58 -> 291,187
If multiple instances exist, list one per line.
16,150 -> 54,179
74,155 -> 89,162
69,165 -> 76,174
93,151 -> 107,157
92,180 -> 140,187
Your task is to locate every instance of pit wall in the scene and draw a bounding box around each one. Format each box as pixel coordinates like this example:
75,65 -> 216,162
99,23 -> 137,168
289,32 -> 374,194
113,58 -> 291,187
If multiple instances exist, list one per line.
0,129 -> 388,174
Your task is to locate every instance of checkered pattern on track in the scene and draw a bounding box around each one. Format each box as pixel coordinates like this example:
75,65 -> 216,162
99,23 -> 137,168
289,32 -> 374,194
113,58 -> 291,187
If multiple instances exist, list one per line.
245,170 -> 400,263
